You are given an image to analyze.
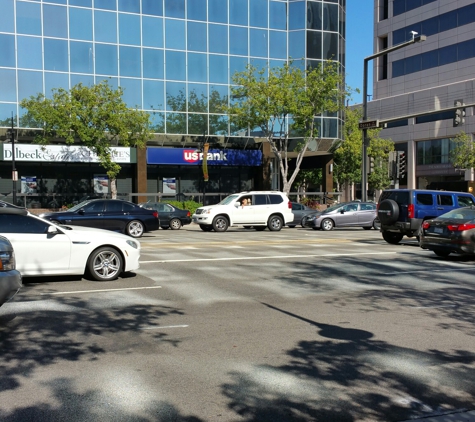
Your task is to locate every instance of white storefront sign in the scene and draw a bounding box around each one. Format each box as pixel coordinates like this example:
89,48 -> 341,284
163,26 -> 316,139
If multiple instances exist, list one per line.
3,144 -> 132,163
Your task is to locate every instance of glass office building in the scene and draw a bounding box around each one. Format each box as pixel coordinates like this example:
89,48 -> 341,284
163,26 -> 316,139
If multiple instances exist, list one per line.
0,0 -> 346,205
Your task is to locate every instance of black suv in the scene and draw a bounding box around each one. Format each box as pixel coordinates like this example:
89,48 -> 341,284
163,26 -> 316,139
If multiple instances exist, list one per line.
377,189 -> 475,244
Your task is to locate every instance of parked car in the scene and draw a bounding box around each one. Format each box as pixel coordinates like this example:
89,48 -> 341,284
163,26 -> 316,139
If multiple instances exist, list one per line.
0,207 -> 140,281
288,202 -> 315,227
39,199 -> 159,238
420,206 -> 475,257
0,200 -> 25,209
378,189 -> 475,244
304,201 -> 379,231
0,235 -> 22,307
138,202 -> 191,230
192,191 -> 293,232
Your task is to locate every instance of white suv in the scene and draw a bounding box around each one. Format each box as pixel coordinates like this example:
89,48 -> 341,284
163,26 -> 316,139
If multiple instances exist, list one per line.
192,191 -> 293,232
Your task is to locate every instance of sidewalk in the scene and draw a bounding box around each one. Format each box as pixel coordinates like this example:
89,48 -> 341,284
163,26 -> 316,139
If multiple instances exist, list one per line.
401,410 -> 475,421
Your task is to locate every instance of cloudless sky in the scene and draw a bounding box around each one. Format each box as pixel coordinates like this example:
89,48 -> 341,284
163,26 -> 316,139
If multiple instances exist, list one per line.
345,0 -> 374,105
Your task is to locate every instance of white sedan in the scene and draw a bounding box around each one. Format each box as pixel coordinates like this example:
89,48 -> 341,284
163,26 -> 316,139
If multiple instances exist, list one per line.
0,208 -> 141,281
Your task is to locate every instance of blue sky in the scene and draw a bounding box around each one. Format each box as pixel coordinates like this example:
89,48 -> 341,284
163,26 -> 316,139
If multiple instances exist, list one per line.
345,0 -> 374,104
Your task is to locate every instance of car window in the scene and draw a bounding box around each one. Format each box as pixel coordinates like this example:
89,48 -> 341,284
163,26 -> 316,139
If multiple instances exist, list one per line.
343,204 -> 358,212
292,203 -> 302,211
416,194 -> 433,205
105,201 -> 124,212
380,191 -> 410,205
440,208 -> 475,219
253,195 -> 268,205
438,195 -> 454,206
457,195 -> 475,207
268,195 -> 283,204
83,201 -> 105,212
123,202 -> 137,212
360,203 -> 375,211
163,204 -> 174,212
0,214 -> 49,234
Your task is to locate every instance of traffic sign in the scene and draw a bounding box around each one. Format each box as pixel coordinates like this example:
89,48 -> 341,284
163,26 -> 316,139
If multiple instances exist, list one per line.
358,120 -> 379,129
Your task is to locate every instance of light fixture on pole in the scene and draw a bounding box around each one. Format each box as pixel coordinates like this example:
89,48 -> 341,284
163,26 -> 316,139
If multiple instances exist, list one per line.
361,33 -> 426,202
6,113 -> 18,204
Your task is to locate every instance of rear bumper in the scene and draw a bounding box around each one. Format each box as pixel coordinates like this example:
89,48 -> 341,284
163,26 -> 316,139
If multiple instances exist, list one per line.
381,218 -> 422,236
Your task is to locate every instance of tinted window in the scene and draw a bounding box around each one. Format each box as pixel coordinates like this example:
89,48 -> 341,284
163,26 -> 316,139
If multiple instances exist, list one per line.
123,202 -> 138,212
268,195 -> 283,205
361,204 -> 375,211
438,195 -> 454,206
0,214 -> 49,234
457,196 -> 475,207
83,201 -> 106,212
416,194 -> 433,205
380,191 -> 409,205
105,201 -> 124,212
253,195 -> 268,205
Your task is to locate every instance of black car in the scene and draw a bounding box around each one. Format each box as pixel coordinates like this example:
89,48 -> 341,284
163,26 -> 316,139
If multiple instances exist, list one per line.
39,199 -> 159,238
420,206 -> 475,257
139,202 -> 191,230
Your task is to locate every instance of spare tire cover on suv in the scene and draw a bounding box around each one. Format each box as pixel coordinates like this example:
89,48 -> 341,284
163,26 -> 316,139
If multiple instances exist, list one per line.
378,199 -> 399,225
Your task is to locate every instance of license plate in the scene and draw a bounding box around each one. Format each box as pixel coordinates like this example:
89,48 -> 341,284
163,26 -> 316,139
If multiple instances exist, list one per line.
434,227 -> 443,234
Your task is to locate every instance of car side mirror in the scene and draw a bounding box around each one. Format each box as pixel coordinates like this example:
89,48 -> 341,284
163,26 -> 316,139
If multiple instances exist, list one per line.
340,210 -> 345,214
47,225 -> 60,235
234,203 -> 240,208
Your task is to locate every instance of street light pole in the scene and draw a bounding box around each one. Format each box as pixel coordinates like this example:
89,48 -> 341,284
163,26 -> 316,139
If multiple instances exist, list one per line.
361,34 -> 426,202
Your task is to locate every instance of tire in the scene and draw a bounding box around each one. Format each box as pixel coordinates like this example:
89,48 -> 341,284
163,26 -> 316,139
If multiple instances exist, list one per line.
199,224 -> 213,232
373,219 -> 381,231
169,218 -> 182,230
363,226 -> 372,230
212,215 -> 229,232
255,226 -> 266,231
433,249 -> 450,257
382,231 -> 403,244
378,199 -> 400,225
321,218 -> 334,231
161,226 -> 169,230
126,220 -> 144,238
87,246 -> 123,281
268,215 -> 283,231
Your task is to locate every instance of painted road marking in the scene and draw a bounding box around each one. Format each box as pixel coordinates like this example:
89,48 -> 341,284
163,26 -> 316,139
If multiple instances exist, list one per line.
41,286 -> 163,295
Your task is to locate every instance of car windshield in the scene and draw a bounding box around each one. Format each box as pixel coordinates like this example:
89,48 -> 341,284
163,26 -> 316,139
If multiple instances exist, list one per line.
67,200 -> 90,212
323,203 -> 344,214
438,207 -> 475,220
218,194 -> 240,205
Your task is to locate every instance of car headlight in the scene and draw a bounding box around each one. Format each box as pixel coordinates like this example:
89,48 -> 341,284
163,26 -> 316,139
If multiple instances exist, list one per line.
126,240 -> 139,249
0,251 -> 15,271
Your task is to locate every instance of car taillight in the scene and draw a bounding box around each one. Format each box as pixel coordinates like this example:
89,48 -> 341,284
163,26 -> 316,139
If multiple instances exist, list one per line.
288,201 -> 292,209
153,211 -> 159,218
187,211 -> 191,217
422,221 -> 430,230
408,204 -> 415,219
447,223 -> 475,232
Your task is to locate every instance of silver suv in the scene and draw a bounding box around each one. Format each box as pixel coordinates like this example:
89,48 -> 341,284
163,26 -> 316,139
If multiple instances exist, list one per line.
192,191 -> 293,232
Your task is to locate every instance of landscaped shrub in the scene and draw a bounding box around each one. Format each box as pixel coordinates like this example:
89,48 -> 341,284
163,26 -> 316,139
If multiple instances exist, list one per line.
167,200 -> 202,215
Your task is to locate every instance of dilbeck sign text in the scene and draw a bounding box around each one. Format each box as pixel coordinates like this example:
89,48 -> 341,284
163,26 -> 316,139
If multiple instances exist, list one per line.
3,144 -> 133,163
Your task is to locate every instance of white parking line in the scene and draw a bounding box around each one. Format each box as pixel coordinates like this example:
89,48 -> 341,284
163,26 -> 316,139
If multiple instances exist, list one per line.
140,251 -> 397,264
140,324 -> 189,330
41,286 -> 163,295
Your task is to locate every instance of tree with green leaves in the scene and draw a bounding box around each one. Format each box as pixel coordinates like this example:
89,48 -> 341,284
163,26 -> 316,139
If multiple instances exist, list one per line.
225,61 -> 349,196
20,81 -> 152,199
449,131 -> 475,170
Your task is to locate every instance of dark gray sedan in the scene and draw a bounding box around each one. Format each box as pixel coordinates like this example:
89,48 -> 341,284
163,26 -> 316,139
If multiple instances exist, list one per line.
0,235 -> 22,307
304,201 -> 379,231
287,202 -> 316,227
139,202 -> 192,230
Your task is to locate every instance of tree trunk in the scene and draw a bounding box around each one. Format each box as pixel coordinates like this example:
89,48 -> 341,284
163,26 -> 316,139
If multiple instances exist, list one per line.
110,178 -> 118,199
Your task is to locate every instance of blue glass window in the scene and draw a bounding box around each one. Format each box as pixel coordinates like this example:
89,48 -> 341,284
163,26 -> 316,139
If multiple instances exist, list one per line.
209,84 -> 228,112
118,0 -> 140,13
95,11 -> 117,43
421,49 -> 438,70
166,51 -> 186,81
17,36 -> 42,70
230,26 -> 248,56
16,2 -> 41,36
421,17 -> 438,37
392,59 -> 404,78
230,0 -> 248,25
270,1 -> 286,30
458,39 -> 475,61
323,3 -> 338,32
71,74 -> 94,87
250,29 -> 268,57
289,1 -> 305,30
44,39 -> 68,72
188,53 -> 207,83
289,31 -> 305,60
120,78 -> 142,108
165,81 -> 186,111
188,83 -> 207,112
165,0 -> 185,18
307,31 -> 322,60
69,8 -> 93,41
405,54 -> 421,74
209,0 -> 227,23
98,77 -> 118,90
95,44 -> 118,75
70,41 -> 94,73
269,31 -> 286,59
209,55 -> 228,83
307,1 -> 322,30
43,5 -> 67,38
142,16 -> 163,47
230,56 -> 248,79
187,22 -> 207,52
95,0 -> 116,11
45,73 -> 69,98
458,3 -> 475,26
250,0 -> 268,28
0,34 -> 15,67
209,24 -> 228,54
119,13 -> 141,45
323,32 -> 338,60
143,48 -> 164,79
2,0 -> 14,33
69,0 -> 92,6
0,69 -> 16,102
143,80 -> 164,110
119,46 -> 141,77
165,19 -> 185,50
149,111 -> 165,132
439,10 -> 457,32
143,0 -> 162,16
187,0 -> 206,21
439,45 -> 457,66
18,70 -> 43,100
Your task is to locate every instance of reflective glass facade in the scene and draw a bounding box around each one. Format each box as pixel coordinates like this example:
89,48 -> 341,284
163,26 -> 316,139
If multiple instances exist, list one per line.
0,0 -> 345,140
